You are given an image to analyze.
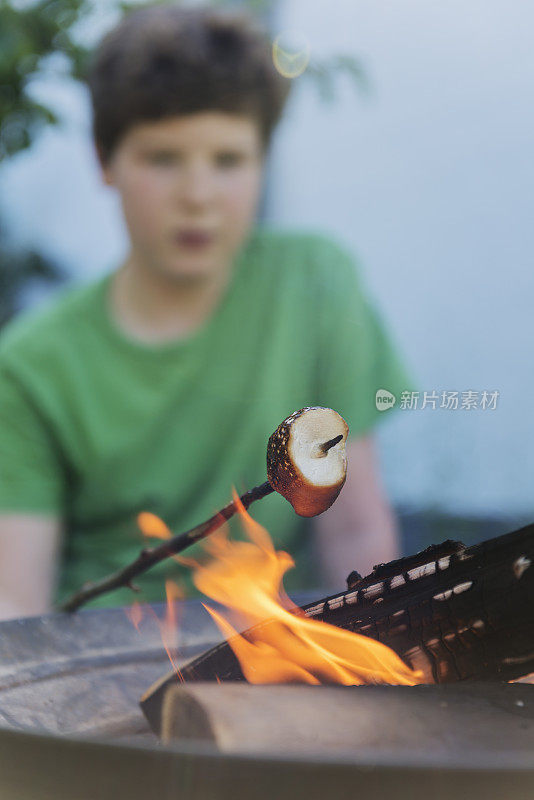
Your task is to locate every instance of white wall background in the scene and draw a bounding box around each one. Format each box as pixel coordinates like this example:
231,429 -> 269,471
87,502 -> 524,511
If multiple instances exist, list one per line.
267,0 -> 534,518
1,0 -> 533,517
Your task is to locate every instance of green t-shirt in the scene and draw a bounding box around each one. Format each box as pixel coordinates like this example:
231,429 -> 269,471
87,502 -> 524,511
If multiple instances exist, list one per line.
0,227 -> 412,607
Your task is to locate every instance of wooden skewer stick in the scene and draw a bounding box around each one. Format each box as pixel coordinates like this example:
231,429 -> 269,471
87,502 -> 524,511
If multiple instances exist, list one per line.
59,408 -> 349,613
59,481 -> 274,613
314,434 -> 343,457
321,434 -> 343,452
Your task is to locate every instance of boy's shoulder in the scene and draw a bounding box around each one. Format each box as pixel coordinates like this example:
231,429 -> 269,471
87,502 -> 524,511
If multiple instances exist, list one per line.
0,276 -> 106,365
251,225 -> 354,262
249,226 -> 361,293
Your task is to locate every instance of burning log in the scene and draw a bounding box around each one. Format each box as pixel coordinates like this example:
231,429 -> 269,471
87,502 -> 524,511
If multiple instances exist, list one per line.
140,521 -> 534,714
142,681 -> 534,756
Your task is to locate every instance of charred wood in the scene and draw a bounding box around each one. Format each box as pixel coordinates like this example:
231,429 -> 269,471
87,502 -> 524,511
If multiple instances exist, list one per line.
142,682 -> 534,758
144,523 -> 534,696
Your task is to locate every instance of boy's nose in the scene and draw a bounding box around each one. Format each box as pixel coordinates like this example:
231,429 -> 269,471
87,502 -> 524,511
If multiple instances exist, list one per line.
178,164 -> 217,208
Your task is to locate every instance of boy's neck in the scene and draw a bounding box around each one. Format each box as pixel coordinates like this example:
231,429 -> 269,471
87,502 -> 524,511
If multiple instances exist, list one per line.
110,254 -> 233,344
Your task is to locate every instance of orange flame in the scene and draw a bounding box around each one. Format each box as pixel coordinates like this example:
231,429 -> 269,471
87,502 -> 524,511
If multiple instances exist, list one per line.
194,490 -> 422,686
125,600 -> 143,632
137,511 -> 195,568
137,512 -> 172,540
123,575 -> 184,681
134,497 -> 422,686
159,580 -> 184,680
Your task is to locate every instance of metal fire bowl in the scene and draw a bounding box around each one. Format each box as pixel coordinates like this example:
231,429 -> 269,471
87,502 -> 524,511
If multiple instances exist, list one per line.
0,598 -> 533,800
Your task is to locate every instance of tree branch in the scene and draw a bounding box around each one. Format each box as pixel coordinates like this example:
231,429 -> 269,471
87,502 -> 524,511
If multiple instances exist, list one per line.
59,481 -> 274,613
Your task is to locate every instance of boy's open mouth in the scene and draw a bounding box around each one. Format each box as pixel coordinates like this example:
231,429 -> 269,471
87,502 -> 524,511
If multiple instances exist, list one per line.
176,230 -> 215,248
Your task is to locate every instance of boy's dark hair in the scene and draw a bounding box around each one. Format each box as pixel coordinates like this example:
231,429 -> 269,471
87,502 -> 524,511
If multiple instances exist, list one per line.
87,3 -> 292,164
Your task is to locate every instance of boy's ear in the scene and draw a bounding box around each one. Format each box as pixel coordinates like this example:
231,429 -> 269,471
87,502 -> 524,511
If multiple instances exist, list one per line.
101,164 -> 115,187
94,143 -> 115,186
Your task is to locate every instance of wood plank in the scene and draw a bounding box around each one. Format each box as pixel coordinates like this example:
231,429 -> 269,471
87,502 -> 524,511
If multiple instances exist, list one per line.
144,682 -> 534,759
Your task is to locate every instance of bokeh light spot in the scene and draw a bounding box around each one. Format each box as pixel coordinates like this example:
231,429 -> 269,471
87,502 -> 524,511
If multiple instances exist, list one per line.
272,30 -> 311,79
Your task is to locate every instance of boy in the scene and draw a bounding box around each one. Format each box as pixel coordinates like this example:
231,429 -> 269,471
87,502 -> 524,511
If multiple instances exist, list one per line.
0,4 -> 411,617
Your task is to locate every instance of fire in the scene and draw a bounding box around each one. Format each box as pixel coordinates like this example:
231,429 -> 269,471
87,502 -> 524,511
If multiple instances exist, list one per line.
125,600 -> 143,632
137,511 -> 172,540
123,564 -> 184,680
134,494 -> 422,686
159,580 -> 184,679
195,491 -> 421,685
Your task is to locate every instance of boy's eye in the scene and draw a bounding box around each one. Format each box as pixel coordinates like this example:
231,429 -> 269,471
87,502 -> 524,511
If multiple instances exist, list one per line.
145,151 -> 180,166
141,150 -> 246,167
215,151 -> 244,167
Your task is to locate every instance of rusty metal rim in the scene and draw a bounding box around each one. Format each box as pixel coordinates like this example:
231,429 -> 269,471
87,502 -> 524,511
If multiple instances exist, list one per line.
0,725 -> 533,800
0,600 -> 533,800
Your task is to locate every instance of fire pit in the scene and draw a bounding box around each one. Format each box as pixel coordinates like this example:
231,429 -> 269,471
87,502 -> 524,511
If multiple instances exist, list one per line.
0,514 -> 532,799
0,595 -> 533,800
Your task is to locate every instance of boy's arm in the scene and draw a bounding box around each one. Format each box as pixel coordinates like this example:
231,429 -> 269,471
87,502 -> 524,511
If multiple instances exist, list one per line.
0,360 -> 66,620
313,436 -> 400,591
0,514 -> 62,620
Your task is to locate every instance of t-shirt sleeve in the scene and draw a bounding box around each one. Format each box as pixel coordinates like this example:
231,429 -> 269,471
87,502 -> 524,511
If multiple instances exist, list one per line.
313,236 -> 416,438
0,363 -> 64,513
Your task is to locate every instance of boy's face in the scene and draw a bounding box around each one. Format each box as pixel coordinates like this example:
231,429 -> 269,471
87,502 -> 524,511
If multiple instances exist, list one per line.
100,112 -> 265,282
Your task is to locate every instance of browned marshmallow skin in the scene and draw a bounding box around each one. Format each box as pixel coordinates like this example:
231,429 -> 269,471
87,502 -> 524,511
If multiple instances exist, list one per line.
266,407 -> 349,517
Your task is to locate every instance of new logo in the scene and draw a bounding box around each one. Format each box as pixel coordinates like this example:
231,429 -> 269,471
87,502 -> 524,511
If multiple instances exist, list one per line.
375,389 -> 396,411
